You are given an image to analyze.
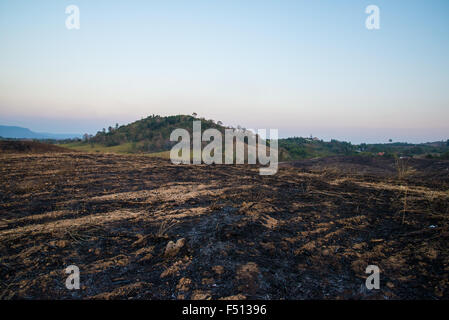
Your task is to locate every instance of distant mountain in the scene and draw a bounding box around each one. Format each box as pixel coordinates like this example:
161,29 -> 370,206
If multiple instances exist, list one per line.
0,125 -> 81,140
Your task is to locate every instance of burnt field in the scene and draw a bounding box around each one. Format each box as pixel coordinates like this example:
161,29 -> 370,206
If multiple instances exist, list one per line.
0,151 -> 449,299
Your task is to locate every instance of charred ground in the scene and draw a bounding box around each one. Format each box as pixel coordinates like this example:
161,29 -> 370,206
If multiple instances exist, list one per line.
0,140 -> 74,154
0,151 -> 448,299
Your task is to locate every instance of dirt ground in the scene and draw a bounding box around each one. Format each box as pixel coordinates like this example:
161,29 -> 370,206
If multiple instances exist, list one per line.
1,152 -> 448,299
0,140 -> 73,154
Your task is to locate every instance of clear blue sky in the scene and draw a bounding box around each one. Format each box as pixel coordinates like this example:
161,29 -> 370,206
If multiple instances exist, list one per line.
1,0 -> 448,143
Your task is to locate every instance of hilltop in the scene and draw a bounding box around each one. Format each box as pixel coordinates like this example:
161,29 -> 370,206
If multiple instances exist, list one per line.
59,115 -> 359,160
63,115 -> 228,156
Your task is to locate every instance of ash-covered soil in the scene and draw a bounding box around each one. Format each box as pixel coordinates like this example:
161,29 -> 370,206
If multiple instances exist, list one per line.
0,152 -> 448,299
0,140 -> 74,154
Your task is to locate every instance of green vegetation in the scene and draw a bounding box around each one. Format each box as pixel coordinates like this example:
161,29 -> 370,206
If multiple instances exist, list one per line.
362,142 -> 437,156
61,141 -> 136,154
55,114 -> 449,160
89,114 -> 225,153
279,138 -> 355,160
440,151 -> 449,160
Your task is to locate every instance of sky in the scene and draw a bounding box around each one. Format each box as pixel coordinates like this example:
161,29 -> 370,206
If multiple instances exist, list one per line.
0,0 -> 448,143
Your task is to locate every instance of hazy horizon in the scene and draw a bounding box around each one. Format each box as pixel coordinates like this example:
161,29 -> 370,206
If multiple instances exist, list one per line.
2,114 -> 448,145
1,0 -> 449,144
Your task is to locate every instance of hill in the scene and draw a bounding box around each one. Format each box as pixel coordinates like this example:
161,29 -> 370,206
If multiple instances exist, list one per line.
63,114 -> 263,157
88,115 -> 226,153
59,114 -> 449,160
0,125 -> 81,140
